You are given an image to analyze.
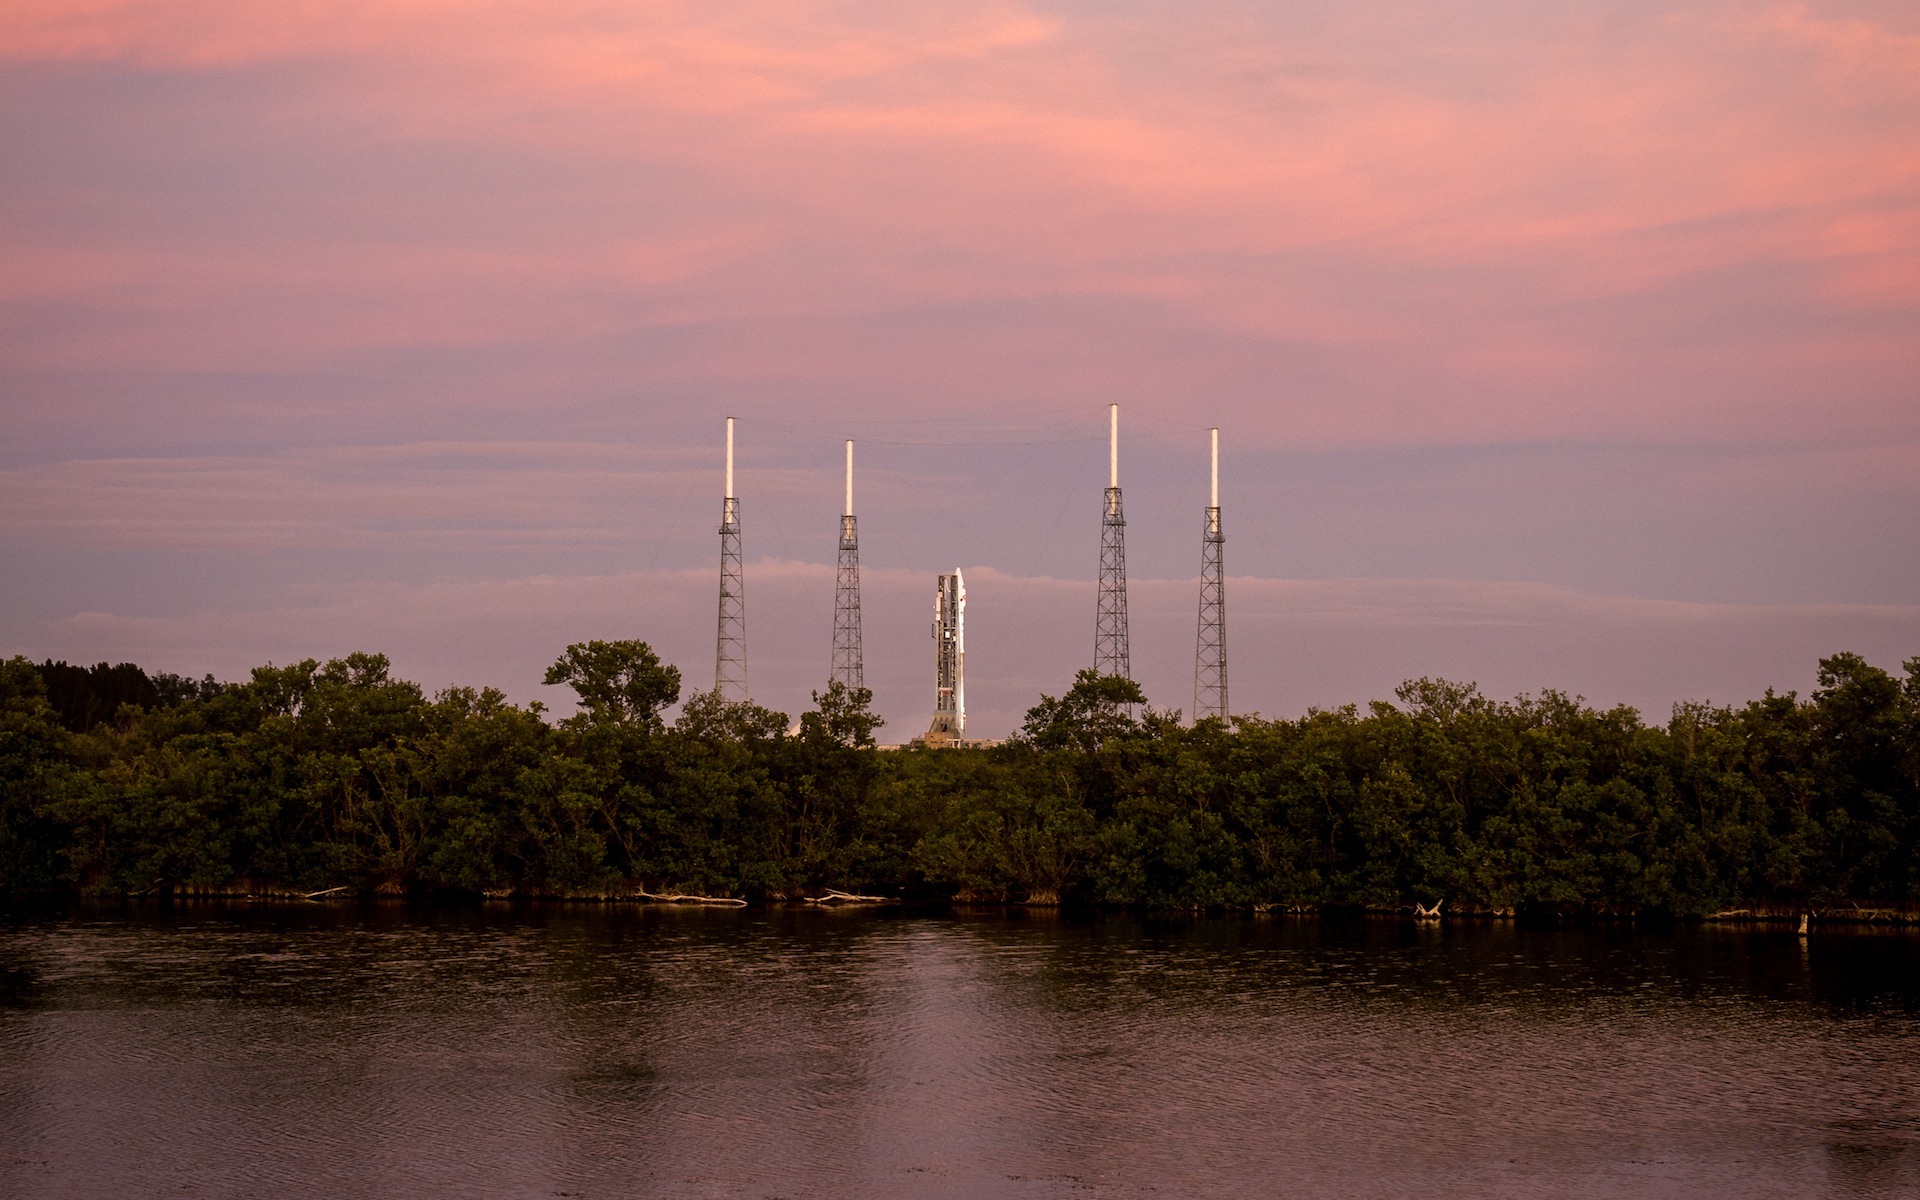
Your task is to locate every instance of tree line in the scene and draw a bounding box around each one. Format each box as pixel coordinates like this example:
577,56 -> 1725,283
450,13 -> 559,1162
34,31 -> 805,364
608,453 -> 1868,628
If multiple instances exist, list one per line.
2,645 -> 1916,917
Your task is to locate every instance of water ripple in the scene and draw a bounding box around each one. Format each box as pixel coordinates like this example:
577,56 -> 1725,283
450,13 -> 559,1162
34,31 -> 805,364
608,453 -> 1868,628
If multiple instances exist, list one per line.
0,906 -> 1916,1198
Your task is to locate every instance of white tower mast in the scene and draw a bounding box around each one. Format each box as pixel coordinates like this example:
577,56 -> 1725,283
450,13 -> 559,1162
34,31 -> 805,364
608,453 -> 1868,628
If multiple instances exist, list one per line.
1095,404 -> 1131,680
1194,426 -> 1228,720
715,417 -> 748,700
830,438 -> 863,690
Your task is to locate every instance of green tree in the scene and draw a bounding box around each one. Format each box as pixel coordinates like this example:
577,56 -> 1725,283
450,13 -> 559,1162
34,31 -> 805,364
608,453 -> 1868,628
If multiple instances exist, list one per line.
0,657 -> 72,890
1018,671 -> 1147,752
912,757 -> 1095,904
543,640 -> 681,730
801,681 -> 883,748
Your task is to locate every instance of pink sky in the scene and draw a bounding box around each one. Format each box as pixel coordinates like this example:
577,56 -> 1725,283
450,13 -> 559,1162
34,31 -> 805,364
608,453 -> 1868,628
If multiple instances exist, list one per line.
2,0 -> 1917,730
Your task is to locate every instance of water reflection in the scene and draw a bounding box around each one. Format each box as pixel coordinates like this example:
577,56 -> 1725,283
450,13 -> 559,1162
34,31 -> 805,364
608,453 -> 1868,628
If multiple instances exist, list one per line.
0,905 -> 1915,1198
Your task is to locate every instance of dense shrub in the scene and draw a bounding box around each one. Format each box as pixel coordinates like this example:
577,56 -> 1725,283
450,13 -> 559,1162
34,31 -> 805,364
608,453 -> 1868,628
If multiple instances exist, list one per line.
1,647 -> 1914,914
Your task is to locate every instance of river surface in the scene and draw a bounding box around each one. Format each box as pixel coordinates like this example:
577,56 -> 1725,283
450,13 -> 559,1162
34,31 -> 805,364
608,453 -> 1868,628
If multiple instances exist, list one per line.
2,905 -> 1917,1199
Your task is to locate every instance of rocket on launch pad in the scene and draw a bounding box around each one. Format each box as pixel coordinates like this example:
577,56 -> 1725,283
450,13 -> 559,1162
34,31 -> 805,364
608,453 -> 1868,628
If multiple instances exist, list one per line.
921,569 -> 966,747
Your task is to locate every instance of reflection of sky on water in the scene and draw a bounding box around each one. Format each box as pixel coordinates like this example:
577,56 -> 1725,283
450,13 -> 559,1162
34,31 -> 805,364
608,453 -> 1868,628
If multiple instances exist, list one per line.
0,906 -> 1915,1197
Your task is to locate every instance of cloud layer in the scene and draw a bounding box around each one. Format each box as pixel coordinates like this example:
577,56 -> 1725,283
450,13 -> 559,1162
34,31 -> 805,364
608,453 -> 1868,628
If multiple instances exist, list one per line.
5,0 -> 1917,443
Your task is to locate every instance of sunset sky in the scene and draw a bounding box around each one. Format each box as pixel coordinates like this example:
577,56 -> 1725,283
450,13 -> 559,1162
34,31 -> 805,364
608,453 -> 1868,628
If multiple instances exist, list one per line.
3,0 -> 1917,734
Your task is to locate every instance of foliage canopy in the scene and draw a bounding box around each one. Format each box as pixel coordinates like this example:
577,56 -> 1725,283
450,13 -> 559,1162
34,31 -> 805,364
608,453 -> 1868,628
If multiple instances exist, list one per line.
3,646 -> 1916,916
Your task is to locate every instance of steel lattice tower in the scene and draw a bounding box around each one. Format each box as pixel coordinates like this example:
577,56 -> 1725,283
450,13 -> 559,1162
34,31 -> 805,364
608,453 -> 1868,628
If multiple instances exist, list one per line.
1194,427 -> 1228,721
1094,403 -> 1131,681
715,417 -> 748,701
830,439 -> 863,690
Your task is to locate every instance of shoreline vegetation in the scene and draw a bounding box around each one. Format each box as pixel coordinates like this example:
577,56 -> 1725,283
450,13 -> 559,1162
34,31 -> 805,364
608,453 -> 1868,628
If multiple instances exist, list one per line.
3,643 -> 1917,925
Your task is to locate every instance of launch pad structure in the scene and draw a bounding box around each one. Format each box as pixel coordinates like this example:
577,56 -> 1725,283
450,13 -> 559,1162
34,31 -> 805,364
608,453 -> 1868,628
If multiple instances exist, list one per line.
915,569 -> 968,747
1095,403 -> 1131,683
830,439 -> 863,691
714,416 -> 747,702
706,407 -> 1230,739
1194,426 -> 1228,721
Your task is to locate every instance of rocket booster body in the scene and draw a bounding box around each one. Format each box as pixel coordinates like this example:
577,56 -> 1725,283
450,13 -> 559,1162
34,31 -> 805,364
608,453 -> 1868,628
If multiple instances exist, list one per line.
926,569 -> 966,743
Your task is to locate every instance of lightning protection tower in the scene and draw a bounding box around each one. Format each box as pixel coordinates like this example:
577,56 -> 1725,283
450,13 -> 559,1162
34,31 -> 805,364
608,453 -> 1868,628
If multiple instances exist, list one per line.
715,417 -> 748,701
923,570 -> 966,746
1094,403 -> 1131,681
830,439 -> 864,690
1194,427 -> 1228,721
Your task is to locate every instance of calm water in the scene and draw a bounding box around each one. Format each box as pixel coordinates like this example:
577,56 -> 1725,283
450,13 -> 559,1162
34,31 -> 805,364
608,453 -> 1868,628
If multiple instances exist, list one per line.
2,906 -> 1917,1199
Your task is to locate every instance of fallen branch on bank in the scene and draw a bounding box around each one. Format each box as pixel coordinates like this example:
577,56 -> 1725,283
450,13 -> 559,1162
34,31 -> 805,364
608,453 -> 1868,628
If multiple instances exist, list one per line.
636,890 -> 747,907
1414,900 -> 1444,920
302,886 -> 353,900
1843,903 -> 1908,922
805,889 -> 890,904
